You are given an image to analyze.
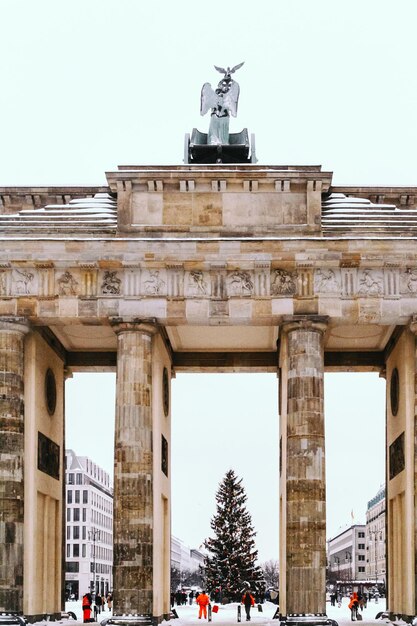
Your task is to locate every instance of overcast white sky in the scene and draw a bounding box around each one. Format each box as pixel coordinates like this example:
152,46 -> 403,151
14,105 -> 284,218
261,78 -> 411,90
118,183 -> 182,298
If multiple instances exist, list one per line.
2,0 -> 414,562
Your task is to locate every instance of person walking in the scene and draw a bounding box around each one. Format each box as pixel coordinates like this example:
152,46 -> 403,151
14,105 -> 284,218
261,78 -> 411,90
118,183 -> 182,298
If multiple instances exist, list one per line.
241,589 -> 255,622
82,592 -> 93,623
348,592 -> 359,621
95,593 -> 102,617
107,593 -> 113,612
196,590 -> 210,619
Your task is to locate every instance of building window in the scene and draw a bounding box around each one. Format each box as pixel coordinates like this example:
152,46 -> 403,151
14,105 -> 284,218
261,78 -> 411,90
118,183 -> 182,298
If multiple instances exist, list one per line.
67,508 -> 71,522
83,490 -> 88,504
358,555 -> 365,561
358,543 -> 365,549
68,473 -> 74,485
67,490 -> 72,504
358,532 -> 365,538
66,562 -> 79,573
67,526 -> 71,540
358,566 -> 365,573
82,508 -> 87,522
75,490 -> 80,504
76,473 -> 82,485
73,508 -> 80,522
82,544 -> 86,558
66,544 -> 70,558
73,544 -> 79,557
82,526 -> 86,540
73,526 -> 80,540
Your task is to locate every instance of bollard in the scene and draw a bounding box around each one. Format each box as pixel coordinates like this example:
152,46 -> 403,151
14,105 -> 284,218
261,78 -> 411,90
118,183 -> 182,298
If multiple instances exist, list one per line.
208,604 -> 212,622
237,605 -> 241,622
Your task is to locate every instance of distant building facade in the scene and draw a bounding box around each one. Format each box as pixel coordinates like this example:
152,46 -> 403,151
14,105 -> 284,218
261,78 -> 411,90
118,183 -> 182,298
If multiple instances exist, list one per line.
171,536 -> 204,573
65,449 -> 113,599
328,525 -> 367,584
365,485 -> 386,586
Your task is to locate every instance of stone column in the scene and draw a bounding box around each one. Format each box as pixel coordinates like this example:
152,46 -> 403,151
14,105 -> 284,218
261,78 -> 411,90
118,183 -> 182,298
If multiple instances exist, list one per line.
279,316 -> 328,617
111,319 -> 157,616
0,316 -> 29,613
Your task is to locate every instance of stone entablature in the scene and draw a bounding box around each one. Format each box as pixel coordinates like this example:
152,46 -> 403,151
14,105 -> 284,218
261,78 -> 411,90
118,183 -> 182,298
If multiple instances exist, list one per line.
0,186 -> 109,214
107,165 -> 332,235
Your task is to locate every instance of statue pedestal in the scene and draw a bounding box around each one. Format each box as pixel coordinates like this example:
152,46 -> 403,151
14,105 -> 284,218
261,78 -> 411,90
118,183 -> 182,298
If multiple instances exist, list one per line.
184,128 -> 257,164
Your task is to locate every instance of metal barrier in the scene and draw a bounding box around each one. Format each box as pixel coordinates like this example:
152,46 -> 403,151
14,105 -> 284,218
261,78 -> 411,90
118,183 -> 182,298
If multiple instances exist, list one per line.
237,605 -> 241,622
208,605 -> 212,622
101,616 -> 153,626
0,614 -> 27,626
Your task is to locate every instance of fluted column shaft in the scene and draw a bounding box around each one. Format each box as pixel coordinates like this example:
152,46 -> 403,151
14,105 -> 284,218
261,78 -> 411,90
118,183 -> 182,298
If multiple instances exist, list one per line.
112,321 -> 157,616
280,316 -> 327,616
0,316 -> 29,614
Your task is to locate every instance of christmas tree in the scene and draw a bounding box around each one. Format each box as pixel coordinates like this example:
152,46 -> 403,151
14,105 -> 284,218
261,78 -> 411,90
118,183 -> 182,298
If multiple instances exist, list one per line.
203,469 -> 264,598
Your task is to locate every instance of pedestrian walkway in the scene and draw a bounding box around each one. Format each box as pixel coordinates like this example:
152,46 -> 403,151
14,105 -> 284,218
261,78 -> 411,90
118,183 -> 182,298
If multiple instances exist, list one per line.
27,597 -> 387,626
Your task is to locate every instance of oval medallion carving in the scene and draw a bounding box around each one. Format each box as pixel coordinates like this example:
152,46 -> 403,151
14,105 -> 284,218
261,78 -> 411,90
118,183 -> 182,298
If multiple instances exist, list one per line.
45,368 -> 57,416
162,367 -> 169,417
390,367 -> 399,417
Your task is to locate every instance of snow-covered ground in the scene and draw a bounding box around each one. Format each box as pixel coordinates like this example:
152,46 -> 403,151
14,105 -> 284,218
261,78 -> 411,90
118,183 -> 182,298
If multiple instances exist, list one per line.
59,596 -> 387,626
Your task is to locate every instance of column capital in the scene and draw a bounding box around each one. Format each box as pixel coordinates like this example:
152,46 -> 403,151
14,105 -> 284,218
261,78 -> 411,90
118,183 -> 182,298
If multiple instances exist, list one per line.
109,316 -> 159,337
0,315 -> 30,335
409,315 -> 417,335
280,315 -> 328,335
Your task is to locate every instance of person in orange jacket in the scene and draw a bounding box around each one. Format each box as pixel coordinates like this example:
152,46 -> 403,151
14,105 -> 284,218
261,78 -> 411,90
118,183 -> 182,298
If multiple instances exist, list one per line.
348,592 -> 359,621
196,590 -> 210,619
241,589 -> 255,621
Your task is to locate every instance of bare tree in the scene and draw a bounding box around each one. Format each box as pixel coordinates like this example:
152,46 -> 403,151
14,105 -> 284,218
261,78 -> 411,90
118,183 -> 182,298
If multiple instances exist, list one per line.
261,559 -> 279,589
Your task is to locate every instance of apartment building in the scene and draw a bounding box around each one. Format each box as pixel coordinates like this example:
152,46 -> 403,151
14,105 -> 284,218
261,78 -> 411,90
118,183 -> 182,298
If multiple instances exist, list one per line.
65,449 -> 113,599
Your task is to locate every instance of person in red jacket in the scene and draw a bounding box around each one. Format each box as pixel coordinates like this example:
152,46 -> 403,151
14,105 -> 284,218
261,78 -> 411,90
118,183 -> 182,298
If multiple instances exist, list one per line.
241,589 -> 255,621
196,590 -> 210,619
82,592 -> 93,623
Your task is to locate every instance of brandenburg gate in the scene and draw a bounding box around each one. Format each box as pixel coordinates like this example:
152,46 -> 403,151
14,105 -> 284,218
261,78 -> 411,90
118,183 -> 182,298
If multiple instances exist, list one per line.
1,66 -> 417,624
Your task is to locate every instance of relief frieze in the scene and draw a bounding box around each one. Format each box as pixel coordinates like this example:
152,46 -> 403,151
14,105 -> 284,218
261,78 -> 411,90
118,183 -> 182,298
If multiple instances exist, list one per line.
271,269 -> 297,296
357,269 -> 383,296
57,271 -> 79,296
12,268 -> 36,295
101,270 -> 122,295
185,270 -> 210,296
142,269 -> 166,296
2,265 -> 417,302
226,270 -> 254,297
314,268 -> 341,294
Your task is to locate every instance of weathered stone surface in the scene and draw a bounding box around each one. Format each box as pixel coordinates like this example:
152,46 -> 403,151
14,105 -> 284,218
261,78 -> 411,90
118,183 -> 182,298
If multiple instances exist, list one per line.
280,317 -> 327,615
112,321 -> 157,616
0,317 -> 29,613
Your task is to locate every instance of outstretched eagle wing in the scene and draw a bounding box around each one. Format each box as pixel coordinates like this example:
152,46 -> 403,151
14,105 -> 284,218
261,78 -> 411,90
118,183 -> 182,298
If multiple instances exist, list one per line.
214,65 -> 227,74
223,80 -> 240,117
200,83 -> 218,115
230,61 -> 244,74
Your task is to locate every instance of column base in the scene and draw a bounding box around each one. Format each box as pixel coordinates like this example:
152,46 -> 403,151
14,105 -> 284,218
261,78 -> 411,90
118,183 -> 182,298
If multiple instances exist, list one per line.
278,614 -> 338,626
101,614 -> 157,626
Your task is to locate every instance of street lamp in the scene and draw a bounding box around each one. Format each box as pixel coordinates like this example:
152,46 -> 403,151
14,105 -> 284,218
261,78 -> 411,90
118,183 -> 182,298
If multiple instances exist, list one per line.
369,531 -> 380,590
345,551 -> 352,584
334,557 -> 340,596
89,527 -> 101,595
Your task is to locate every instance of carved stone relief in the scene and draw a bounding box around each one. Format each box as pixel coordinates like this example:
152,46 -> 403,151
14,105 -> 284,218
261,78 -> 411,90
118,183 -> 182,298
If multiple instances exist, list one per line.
12,268 -> 36,295
401,268 -> 417,294
185,270 -> 210,296
226,270 -> 254,296
142,270 -> 166,296
314,269 -> 341,293
357,269 -> 383,296
101,270 -> 122,295
271,269 -> 297,296
58,271 -> 79,296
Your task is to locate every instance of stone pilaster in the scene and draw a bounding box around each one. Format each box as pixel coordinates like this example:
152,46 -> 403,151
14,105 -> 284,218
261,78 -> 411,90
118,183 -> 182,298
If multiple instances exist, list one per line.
111,319 -> 158,616
0,316 -> 29,613
279,315 -> 328,616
